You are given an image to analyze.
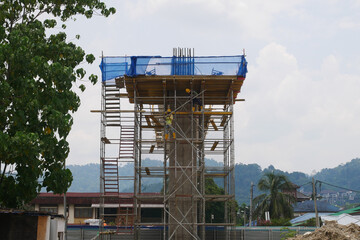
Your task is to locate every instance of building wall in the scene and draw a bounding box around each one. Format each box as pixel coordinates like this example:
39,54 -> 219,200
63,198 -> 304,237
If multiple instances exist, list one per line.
0,213 -> 38,240
69,204 -> 75,224
73,217 -> 89,225
36,203 -> 99,224
37,216 -> 50,240
58,203 -> 65,216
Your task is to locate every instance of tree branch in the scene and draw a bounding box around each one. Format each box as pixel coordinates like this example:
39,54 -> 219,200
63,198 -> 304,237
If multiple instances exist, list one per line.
0,163 -> 8,187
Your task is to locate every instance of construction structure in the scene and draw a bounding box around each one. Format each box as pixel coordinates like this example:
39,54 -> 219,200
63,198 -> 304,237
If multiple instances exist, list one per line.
96,49 -> 248,239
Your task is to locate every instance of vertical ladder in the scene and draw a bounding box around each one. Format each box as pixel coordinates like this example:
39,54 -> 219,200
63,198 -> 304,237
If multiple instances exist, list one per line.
116,125 -> 136,234
116,196 -> 135,234
103,157 -> 119,195
103,83 -> 121,196
119,126 -> 135,164
101,80 -> 136,236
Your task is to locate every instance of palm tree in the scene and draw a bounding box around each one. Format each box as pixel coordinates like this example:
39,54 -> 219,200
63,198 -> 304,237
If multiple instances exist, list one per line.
253,172 -> 295,220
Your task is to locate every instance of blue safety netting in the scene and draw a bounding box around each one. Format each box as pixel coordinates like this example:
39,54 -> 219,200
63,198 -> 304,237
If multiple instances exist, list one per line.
99,55 -> 247,82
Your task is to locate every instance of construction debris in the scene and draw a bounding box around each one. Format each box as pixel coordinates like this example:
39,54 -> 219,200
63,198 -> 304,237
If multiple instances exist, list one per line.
289,221 -> 360,240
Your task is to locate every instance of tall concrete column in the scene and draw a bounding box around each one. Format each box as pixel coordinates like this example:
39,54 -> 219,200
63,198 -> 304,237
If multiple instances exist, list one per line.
168,102 -> 198,240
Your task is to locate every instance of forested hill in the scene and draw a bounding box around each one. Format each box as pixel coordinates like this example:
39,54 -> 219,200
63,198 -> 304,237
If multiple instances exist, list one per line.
235,158 -> 360,204
66,158 -> 360,205
314,158 -> 360,191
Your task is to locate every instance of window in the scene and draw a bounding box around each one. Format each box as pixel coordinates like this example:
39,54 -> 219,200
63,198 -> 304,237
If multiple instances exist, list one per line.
39,206 -> 58,214
75,207 -> 93,218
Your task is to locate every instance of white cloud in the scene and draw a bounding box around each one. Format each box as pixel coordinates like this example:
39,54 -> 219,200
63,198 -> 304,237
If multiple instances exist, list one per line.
119,0 -> 304,41
236,43 -> 360,173
63,0 -> 360,174
337,17 -> 360,29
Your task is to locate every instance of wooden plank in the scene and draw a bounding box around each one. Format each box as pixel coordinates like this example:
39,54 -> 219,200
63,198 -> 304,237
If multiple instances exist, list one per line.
210,141 -> 219,151
145,116 -> 152,126
149,145 -> 155,153
101,137 -> 111,144
175,112 -> 232,115
122,74 -> 245,105
205,173 -> 227,177
210,119 -> 218,131
91,110 -> 145,113
141,126 -> 164,129
125,75 -> 237,81
150,116 -> 162,126
115,78 -> 125,88
220,116 -> 228,126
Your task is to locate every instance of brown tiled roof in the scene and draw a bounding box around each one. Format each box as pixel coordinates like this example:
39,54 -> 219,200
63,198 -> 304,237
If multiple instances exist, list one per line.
297,191 -> 311,200
282,182 -> 300,190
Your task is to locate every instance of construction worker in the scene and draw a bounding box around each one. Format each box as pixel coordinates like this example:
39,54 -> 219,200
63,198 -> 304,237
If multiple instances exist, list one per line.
165,108 -> 175,140
185,88 -> 203,112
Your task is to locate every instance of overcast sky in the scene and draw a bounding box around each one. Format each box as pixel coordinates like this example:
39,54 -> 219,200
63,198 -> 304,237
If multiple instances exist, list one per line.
64,0 -> 360,174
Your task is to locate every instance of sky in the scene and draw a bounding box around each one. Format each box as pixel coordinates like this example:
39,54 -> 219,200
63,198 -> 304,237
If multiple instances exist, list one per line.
64,0 -> 360,174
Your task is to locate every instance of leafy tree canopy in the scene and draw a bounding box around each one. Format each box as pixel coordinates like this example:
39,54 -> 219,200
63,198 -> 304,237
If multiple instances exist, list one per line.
205,178 -> 238,223
205,178 -> 225,223
253,172 -> 295,220
0,0 -> 115,208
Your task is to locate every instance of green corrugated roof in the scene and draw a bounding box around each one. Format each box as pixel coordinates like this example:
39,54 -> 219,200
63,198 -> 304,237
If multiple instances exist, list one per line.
331,206 -> 360,216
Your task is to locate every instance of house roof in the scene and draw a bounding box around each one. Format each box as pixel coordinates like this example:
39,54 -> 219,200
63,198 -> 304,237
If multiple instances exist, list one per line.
0,209 -> 64,218
282,182 -> 300,191
321,214 -> 360,226
290,213 -> 331,225
331,206 -> 360,216
38,192 -> 102,197
31,192 -> 162,205
297,191 -> 311,200
293,200 -> 340,213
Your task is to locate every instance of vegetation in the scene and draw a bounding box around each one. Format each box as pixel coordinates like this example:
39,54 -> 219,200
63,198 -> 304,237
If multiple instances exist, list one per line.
280,227 -> 297,240
64,158 -> 360,206
205,178 -> 225,223
257,218 -> 291,226
297,217 -> 322,227
253,172 -> 295,220
0,0 -> 115,208
315,158 -> 360,191
236,158 -> 360,205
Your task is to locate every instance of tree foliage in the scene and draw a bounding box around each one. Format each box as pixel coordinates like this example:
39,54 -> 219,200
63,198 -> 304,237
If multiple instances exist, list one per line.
315,158 -> 360,190
205,178 -> 238,223
297,217 -> 322,227
205,178 -> 225,223
0,0 -> 115,208
253,172 -> 295,220
237,202 -> 250,226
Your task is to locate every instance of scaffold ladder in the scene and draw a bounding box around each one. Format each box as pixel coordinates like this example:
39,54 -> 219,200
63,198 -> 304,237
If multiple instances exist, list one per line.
102,83 -> 121,196
119,125 -> 135,163
116,196 -> 135,235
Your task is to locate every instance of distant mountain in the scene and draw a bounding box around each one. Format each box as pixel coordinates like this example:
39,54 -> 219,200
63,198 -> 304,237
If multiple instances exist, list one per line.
234,158 -> 360,205
314,158 -> 360,190
66,158 -> 360,206
67,163 -> 99,192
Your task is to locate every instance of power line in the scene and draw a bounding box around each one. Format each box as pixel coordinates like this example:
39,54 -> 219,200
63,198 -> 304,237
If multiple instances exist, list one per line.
297,181 -> 312,188
316,180 -> 360,193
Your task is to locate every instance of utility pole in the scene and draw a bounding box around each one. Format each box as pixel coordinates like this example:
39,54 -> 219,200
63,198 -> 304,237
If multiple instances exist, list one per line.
249,182 -> 254,227
312,177 -> 319,227
244,210 -> 247,227
63,157 -> 67,240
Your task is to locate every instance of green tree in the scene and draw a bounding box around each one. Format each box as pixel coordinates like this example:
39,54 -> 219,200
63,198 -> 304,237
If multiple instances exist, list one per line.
0,0 -> 115,208
237,203 -> 250,226
205,178 -> 225,223
205,178 -> 238,223
253,172 -> 295,220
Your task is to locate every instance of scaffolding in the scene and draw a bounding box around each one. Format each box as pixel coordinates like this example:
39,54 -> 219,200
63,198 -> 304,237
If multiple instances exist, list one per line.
98,50 -> 247,239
